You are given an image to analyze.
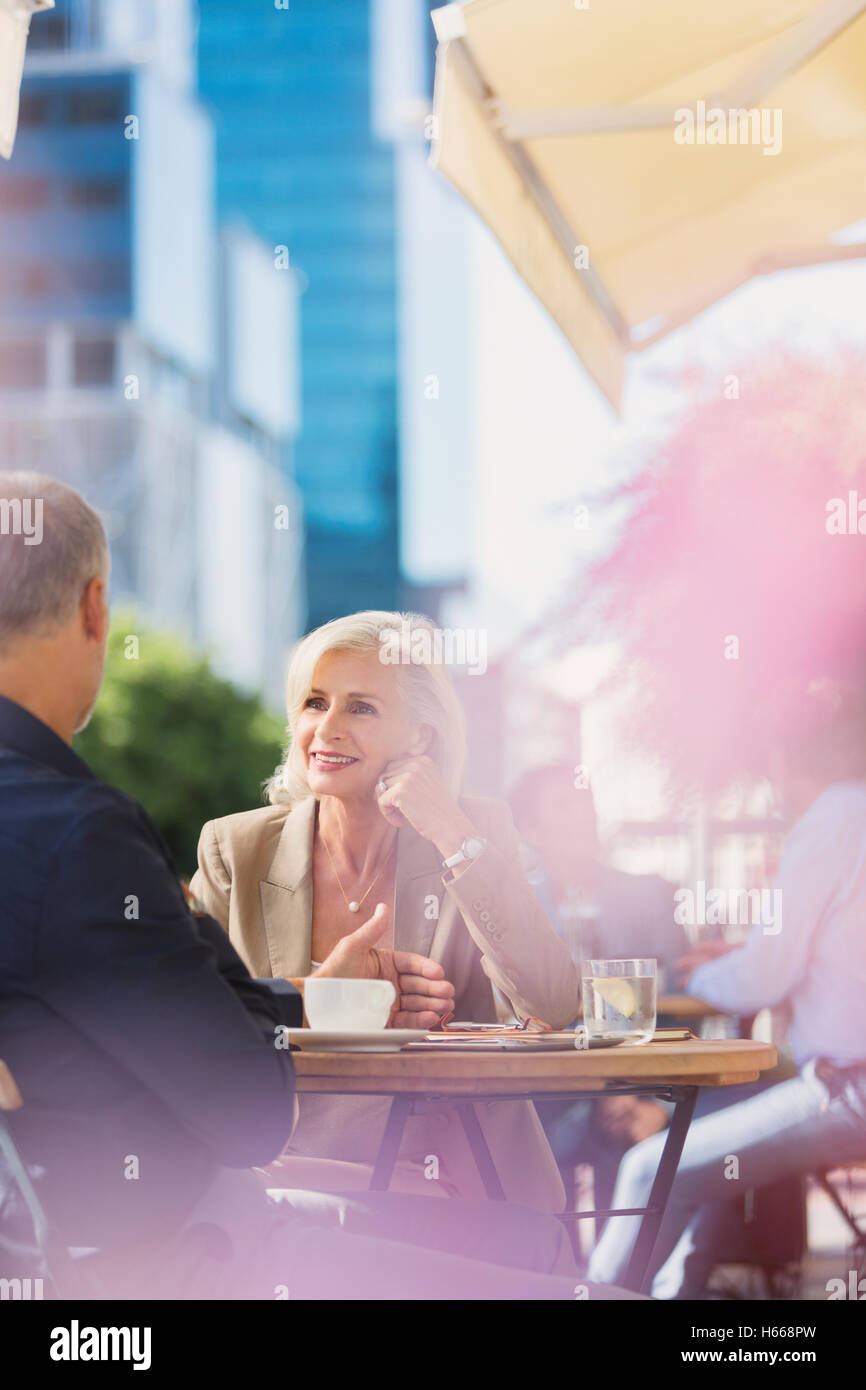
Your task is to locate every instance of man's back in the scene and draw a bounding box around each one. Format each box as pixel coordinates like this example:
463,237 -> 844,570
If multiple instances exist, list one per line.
0,694 -> 299,1253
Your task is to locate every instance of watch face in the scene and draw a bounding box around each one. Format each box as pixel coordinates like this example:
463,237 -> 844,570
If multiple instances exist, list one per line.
465,837 -> 485,859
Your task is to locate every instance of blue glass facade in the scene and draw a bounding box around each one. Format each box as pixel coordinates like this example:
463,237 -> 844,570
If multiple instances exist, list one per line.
196,0 -> 401,629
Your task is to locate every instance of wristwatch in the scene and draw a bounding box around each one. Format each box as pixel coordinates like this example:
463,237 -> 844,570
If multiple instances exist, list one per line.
443,836 -> 487,871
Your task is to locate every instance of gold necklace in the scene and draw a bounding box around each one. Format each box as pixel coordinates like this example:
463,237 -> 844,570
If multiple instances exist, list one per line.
320,832 -> 393,914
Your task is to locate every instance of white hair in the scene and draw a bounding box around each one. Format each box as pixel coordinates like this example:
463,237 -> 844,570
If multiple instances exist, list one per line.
267,610 -> 467,804
0,471 -> 109,649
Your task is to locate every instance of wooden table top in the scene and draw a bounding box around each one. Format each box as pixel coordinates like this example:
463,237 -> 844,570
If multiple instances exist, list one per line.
292,1038 -> 777,1096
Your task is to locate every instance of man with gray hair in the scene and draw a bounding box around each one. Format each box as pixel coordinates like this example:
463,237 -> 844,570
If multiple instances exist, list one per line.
0,471 -> 639,1301
0,473 -> 109,734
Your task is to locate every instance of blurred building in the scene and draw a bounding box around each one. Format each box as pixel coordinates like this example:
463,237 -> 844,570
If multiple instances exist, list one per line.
197,0 -> 464,629
0,0 -> 303,703
196,0 -> 570,765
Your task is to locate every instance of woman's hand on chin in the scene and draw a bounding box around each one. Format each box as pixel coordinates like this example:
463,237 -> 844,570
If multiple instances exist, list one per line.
375,754 -> 477,859
312,902 -> 455,1030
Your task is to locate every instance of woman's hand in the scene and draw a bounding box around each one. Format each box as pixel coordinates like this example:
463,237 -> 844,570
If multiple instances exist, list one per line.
313,903 -> 456,1029
375,754 -> 477,860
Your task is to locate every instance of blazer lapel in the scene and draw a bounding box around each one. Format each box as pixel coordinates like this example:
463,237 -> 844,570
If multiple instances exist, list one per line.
259,802 -> 446,975
259,796 -> 317,978
394,824 -> 445,959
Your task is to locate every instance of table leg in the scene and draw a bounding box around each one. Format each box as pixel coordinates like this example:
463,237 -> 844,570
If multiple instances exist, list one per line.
621,1086 -> 699,1294
457,1103 -> 507,1200
369,1094 -> 412,1191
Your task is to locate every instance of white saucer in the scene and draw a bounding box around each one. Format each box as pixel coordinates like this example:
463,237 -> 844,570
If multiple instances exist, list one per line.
284,1028 -> 428,1052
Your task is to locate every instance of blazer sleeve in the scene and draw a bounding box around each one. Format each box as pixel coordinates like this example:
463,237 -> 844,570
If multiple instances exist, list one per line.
443,800 -> 581,1029
190,819 -> 232,931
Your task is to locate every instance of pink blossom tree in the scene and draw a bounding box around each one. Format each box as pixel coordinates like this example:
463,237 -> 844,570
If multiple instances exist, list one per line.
584,351 -> 866,796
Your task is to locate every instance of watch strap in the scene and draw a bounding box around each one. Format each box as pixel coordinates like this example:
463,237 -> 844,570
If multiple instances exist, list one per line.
443,836 -> 487,870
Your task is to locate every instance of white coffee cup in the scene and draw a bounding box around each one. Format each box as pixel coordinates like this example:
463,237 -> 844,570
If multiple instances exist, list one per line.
304,977 -> 396,1032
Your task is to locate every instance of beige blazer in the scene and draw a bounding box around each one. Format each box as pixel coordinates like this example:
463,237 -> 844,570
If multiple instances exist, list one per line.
190,795 -> 580,1211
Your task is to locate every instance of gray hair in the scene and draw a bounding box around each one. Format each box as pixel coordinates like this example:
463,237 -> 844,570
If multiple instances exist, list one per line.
0,471 -> 109,648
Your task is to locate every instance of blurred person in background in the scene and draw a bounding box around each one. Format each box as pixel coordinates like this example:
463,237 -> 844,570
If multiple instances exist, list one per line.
587,682 -> 866,1297
511,763 -> 685,1214
510,763 -> 687,972
191,613 -> 579,1215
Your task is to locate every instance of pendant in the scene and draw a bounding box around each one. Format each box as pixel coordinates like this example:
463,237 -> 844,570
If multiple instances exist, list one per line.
348,901 -> 360,913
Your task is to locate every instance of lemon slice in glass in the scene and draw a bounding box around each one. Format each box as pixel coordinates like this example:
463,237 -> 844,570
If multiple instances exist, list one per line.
591,976 -> 638,1019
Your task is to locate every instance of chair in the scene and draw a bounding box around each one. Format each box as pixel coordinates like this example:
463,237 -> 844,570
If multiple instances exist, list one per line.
0,1058 -> 93,1298
813,1162 -> 866,1269
0,1060 -> 236,1299
707,1167 -> 866,1299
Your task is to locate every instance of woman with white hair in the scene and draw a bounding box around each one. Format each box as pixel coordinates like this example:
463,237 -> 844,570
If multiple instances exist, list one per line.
190,610 -> 579,1210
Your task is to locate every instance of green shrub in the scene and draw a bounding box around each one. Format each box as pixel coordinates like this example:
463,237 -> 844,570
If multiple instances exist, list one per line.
75,612 -> 286,876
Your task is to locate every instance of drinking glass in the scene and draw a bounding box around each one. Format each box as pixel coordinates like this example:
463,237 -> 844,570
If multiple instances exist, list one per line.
581,958 -> 657,1045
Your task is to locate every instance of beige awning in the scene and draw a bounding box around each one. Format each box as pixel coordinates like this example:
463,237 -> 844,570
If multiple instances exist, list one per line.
0,1 -> 54,160
429,0 -> 866,408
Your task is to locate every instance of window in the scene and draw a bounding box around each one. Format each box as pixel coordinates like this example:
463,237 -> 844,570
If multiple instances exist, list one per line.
69,258 -> 130,295
16,92 -> 50,128
0,178 -> 50,213
73,337 -> 116,388
67,88 -> 127,126
1,264 -> 53,297
26,15 -> 68,53
0,340 -> 47,390
65,177 -> 126,210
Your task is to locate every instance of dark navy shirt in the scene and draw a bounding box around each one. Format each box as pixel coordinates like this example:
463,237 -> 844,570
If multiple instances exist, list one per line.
0,695 -> 300,1251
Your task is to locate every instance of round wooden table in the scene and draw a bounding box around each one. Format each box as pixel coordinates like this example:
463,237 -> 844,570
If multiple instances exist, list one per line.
293,1037 -> 774,1093
292,1038 -> 777,1293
